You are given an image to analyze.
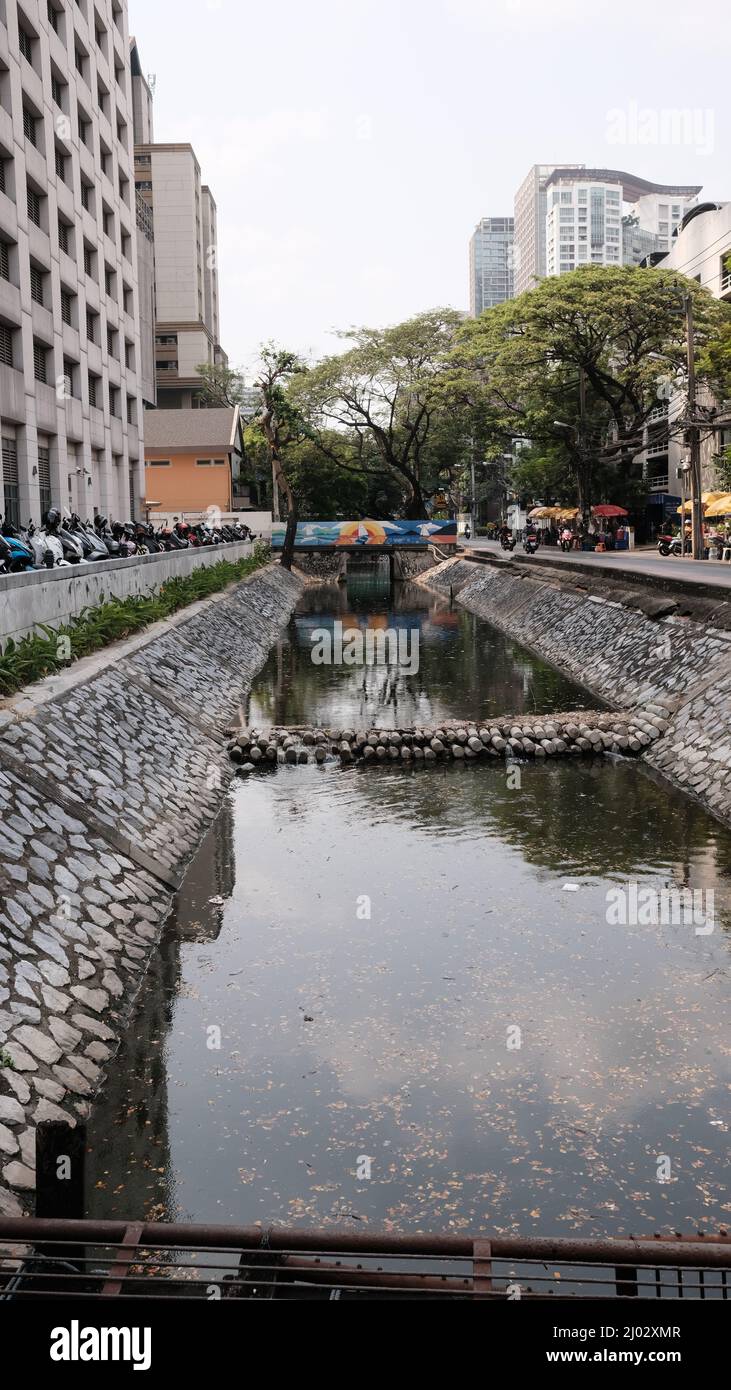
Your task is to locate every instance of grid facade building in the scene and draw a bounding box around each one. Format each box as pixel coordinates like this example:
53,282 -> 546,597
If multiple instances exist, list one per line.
0,0 -> 144,525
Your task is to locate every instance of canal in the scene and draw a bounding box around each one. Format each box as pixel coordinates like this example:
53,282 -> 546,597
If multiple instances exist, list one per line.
85,577 -> 731,1236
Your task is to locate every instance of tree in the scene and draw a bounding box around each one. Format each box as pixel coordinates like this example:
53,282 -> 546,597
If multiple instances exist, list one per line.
249,345 -> 309,571
293,308 -> 470,518
193,362 -> 249,409
453,266 -> 729,519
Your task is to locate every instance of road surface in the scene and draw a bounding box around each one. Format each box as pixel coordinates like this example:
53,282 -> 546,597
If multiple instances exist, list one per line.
462,538 -> 731,591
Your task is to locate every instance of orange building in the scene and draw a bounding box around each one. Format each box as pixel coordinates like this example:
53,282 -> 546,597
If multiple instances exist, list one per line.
143,407 -> 244,517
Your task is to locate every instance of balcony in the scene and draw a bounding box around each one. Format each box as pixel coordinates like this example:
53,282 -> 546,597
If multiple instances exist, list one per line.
647,473 -> 670,493
721,269 -> 731,300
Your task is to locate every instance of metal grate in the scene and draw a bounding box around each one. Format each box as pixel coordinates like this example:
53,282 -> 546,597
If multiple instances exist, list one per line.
0,1221 -> 729,1302
2,436 -> 20,526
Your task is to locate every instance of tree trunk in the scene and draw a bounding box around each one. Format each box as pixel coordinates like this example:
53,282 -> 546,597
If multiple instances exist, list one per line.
272,449 -> 298,571
280,502 -> 298,571
403,483 -> 426,519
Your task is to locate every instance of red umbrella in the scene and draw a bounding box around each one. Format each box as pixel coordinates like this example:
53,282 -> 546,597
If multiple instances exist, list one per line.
592,504 -> 628,517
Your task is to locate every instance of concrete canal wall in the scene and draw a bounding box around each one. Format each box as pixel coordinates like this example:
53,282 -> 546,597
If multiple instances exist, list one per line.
421,556 -> 731,828
0,539 -> 258,646
0,562 -> 302,1216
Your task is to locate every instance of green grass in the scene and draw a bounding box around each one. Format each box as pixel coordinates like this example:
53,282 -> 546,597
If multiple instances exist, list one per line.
0,542 -> 271,696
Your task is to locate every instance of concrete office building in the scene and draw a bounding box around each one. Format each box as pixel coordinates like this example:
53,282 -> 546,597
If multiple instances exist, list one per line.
133,128 -> 227,409
129,37 -> 154,411
0,0 -> 145,525
468,216 -> 514,315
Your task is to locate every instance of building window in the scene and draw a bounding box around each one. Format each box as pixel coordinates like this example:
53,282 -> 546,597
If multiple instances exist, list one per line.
86,308 -> 97,342
54,147 -> 67,182
88,373 -> 99,407
18,27 -> 35,64
83,244 -> 94,277
0,239 -> 9,281
80,180 -> 93,212
27,187 -> 41,226
51,74 -> 64,108
61,288 -> 73,325
48,1 -> 60,33
30,265 -> 45,304
33,339 -> 48,383
107,326 -> 116,357
63,357 -> 77,396
196,459 -> 213,467
2,438 -> 20,527
0,324 -> 13,366
22,107 -> 38,147
58,217 -> 70,255
0,158 -> 7,196
38,445 -> 52,518
146,459 -> 171,467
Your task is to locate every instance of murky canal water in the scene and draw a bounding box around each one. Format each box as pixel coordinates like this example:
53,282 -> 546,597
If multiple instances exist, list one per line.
86,578 -> 731,1236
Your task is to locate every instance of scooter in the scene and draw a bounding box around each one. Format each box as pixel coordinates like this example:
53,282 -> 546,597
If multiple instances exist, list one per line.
657,533 -> 686,557
523,533 -> 539,554
28,518 -> 69,568
500,534 -> 516,552
66,513 -> 110,562
0,516 -> 35,571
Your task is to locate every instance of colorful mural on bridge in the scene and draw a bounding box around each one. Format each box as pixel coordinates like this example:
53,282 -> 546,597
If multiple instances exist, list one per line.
271,519 -> 457,547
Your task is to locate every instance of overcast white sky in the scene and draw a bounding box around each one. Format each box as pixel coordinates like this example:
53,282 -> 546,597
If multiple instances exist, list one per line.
129,0 -> 728,373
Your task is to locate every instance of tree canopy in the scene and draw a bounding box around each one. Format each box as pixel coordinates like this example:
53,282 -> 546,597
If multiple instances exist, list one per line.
452,266 -> 729,515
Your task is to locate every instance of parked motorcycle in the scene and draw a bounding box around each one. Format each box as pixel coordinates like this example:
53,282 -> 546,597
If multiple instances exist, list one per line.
657,533 -> 686,557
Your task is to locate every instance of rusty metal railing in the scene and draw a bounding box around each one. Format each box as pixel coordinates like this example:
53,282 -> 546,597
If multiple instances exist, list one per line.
1,1220 -> 729,1301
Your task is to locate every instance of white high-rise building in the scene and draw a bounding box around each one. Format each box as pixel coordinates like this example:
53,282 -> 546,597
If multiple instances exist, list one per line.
515,165 -> 701,289
468,217 -> 514,315
0,0 -> 145,524
545,174 -> 625,275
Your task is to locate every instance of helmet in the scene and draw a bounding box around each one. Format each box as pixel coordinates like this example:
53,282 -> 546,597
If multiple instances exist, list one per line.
44,508 -> 62,528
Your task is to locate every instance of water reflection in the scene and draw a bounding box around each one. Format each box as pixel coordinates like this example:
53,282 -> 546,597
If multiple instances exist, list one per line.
85,586 -> 731,1238
246,582 -> 596,731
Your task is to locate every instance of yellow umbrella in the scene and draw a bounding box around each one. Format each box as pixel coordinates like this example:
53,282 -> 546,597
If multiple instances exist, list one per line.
704,493 -> 731,517
676,490 -> 727,514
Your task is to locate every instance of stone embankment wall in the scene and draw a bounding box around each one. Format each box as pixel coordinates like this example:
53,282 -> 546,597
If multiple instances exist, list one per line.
421,557 -> 731,825
0,540 -> 257,646
0,563 -> 301,1215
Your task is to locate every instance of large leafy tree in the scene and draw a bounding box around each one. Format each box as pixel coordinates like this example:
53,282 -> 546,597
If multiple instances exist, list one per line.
453,266 -> 729,518
293,308 -> 471,518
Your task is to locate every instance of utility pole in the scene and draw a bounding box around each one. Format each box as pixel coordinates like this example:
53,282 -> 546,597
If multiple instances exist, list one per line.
684,294 -> 704,561
578,366 -> 589,525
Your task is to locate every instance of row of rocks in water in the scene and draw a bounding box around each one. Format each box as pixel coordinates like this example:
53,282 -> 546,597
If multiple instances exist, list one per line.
226,706 -> 670,770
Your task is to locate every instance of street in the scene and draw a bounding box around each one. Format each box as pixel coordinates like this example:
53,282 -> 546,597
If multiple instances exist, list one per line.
463,538 -> 731,590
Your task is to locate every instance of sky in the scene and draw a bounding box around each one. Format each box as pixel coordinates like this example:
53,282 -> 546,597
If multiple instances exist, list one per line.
129,0 -> 729,374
